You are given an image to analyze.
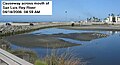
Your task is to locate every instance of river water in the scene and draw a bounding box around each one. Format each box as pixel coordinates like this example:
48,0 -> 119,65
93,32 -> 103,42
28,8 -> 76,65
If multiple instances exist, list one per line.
10,28 -> 120,65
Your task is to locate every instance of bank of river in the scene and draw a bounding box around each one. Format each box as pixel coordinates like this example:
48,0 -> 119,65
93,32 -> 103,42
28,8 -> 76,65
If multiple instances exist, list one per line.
4,28 -> 120,65
58,25 -> 120,31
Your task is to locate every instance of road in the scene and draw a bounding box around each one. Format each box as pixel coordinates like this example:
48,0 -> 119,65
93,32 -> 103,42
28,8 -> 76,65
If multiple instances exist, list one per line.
0,48 -> 33,65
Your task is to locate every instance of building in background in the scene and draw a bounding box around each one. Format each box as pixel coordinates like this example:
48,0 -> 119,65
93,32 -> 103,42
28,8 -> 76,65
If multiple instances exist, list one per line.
104,13 -> 120,23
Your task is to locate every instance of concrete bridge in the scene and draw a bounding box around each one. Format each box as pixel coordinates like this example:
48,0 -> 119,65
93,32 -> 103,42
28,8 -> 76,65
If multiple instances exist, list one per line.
0,48 -> 33,65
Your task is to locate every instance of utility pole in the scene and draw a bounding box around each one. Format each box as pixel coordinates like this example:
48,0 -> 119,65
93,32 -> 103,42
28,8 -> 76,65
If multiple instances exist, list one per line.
65,11 -> 67,22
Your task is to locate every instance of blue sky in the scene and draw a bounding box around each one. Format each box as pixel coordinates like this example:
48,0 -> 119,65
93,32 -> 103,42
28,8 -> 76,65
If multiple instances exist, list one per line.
0,0 -> 120,22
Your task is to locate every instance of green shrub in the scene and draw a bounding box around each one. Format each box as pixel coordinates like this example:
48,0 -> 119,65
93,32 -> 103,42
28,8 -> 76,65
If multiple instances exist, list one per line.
34,60 -> 47,65
44,49 -> 87,65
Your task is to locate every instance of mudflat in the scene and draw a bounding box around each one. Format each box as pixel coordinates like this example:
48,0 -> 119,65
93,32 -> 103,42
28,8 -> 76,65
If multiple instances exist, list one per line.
4,32 -> 108,48
4,34 -> 80,48
51,33 -> 108,41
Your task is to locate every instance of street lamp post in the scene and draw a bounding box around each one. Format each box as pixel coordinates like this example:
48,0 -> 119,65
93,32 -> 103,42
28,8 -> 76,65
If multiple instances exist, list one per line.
65,11 -> 67,22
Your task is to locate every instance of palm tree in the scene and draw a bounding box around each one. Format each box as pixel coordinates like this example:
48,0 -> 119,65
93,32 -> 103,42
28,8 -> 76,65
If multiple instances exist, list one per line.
87,18 -> 89,21
93,17 -> 97,22
93,17 -> 96,20
104,18 -> 107,20
95,18 -> 99,22
99,19 -> 101,21
117,14 -> 120,16
111,13 -> 115,17
89,18 -> 92,21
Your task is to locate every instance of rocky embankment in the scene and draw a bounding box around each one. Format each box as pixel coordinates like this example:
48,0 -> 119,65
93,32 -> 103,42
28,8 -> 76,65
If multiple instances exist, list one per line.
0,22 -> 71,37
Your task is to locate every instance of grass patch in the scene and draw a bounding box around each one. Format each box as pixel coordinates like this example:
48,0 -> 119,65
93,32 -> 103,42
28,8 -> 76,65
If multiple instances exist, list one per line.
35,49 -> 87,65
9,49 -> 37,63
34,60 -> 47,65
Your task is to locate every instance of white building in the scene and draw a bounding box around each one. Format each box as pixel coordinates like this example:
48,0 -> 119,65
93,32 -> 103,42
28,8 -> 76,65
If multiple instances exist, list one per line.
104,14 -> 120,23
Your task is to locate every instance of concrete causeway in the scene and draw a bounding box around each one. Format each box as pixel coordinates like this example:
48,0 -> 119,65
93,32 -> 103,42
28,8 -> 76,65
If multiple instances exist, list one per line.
0,22 -> 71,36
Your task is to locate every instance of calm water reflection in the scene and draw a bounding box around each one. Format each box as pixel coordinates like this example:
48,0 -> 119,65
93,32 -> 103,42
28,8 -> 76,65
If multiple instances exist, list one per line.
11,28 -> 120,65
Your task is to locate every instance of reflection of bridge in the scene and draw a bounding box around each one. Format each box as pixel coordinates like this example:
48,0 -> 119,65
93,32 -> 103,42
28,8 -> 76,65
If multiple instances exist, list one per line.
0,48 -> 33,65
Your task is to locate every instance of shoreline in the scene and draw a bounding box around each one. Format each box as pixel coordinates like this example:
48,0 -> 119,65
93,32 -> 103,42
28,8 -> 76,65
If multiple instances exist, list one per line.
57,25 -> 120,31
